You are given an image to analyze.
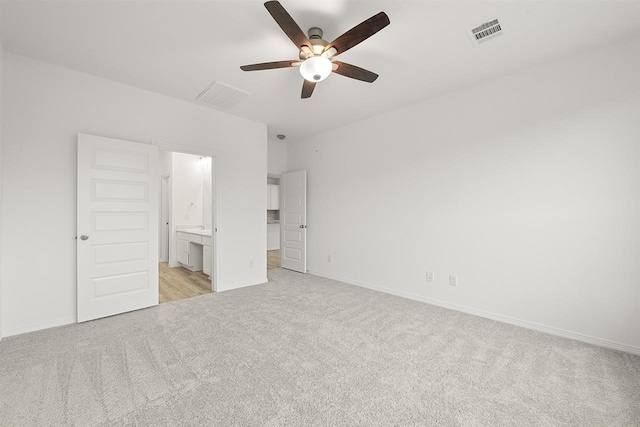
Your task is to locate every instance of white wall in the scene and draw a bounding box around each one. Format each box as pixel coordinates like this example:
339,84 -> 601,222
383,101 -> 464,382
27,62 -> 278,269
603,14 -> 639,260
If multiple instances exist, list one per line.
1,53 -> 267,336
0,39 -> 4,341
159,150 -> 172,176
203,156 -> 213,230
267,139 -> 288,176
172,152 -> 205,228
288,37 -> 640,354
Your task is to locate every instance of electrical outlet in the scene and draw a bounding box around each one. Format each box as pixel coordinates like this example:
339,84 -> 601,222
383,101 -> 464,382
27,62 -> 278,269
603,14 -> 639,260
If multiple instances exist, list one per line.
449,275 -> 458,286
328,255 -> 332,263
426,271 -> 434,282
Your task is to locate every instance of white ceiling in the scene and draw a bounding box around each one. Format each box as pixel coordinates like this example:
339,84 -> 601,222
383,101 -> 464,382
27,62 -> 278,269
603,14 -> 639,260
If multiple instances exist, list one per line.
2,0 -> 640,142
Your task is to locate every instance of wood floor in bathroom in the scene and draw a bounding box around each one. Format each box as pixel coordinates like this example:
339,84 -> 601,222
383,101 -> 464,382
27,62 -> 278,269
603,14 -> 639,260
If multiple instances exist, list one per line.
159,262 -> 212,304
160,251 -> 280,304
267,250 -> 280,270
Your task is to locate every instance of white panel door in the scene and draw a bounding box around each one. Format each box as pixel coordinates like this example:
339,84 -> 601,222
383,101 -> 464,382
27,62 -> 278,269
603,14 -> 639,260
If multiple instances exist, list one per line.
280,170 -> 307,273
77,134 -> 159,322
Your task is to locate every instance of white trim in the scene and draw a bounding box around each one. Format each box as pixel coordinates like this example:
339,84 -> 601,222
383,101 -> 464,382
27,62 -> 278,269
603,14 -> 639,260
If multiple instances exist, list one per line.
153,140 -> 224,158
3,316 -> 76,338
218,277 -> 268,292
308,270 -> 640,356
159,173 -> 171,263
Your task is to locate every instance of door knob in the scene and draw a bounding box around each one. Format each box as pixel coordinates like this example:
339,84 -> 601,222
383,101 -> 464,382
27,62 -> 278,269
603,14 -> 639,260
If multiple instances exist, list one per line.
299,225 -> 307,229
80,235 -> 89,241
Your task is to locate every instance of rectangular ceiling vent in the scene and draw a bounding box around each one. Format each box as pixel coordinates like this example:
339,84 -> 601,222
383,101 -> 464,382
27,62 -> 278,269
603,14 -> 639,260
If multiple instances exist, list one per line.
467,17 -> 504,46
195,81 -> 251,110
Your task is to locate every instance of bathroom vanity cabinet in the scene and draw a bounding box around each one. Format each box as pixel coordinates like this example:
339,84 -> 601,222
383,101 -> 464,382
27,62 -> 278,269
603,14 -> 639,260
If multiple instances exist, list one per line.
176,230 -> 212,276
202,236 -> 213,276
176,231 -> 203,271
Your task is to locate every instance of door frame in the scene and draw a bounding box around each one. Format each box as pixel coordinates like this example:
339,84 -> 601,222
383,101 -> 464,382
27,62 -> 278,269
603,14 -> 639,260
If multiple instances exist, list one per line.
159,174 -> 171,263
154,140 -> 221,292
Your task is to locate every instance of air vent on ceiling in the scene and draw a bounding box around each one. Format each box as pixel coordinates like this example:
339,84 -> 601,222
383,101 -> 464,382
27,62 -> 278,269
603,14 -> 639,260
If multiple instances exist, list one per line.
467,17 -> 504,46
195,81 -> 251,109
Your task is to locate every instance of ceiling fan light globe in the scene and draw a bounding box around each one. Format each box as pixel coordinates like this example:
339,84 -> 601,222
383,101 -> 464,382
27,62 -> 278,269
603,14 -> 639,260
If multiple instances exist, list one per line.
300,56 -> 332,82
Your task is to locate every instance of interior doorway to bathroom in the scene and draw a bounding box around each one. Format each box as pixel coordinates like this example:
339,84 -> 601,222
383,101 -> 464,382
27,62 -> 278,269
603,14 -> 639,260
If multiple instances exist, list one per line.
158,150 -> 215,303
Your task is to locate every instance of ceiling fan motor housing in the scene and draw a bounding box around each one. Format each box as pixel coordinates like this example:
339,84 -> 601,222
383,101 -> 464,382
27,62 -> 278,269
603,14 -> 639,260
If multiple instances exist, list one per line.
308,27 -> 328,55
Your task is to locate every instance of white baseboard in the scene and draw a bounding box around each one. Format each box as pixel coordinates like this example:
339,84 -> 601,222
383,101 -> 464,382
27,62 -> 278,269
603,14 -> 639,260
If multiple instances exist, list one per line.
3,316 -> 76,338
218,277 -> 268,292
308,270 -> 640,356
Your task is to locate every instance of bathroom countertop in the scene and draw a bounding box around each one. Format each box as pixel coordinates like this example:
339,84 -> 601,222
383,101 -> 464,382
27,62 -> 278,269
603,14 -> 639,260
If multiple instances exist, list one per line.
180,228 -> 212,237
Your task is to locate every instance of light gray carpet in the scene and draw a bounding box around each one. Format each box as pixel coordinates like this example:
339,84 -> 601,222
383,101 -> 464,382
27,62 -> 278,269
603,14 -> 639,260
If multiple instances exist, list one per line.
0,268 -> 639,426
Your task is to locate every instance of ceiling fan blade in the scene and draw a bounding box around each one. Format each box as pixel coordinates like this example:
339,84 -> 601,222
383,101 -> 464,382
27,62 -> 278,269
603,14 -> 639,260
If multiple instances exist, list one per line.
240,60 -> 300,71
301,80 -> 316,98
332,61 -> 378,83
264,1 -> 312,51
324,12 -> 390,58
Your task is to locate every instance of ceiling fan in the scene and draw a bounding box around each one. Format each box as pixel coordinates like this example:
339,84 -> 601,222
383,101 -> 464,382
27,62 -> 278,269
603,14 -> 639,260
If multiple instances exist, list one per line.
240,1 -> 390,99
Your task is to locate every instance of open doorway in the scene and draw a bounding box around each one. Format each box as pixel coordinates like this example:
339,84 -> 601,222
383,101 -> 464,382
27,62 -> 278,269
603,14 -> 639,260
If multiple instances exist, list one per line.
267,175 -> 281,270
158,150 -> 215,303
